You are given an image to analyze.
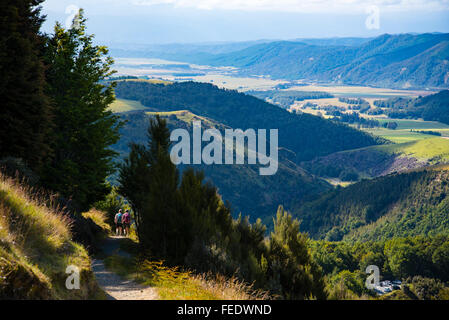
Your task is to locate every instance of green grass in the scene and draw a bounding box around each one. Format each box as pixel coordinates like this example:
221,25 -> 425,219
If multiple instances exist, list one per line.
363,127 -> 434,143
354,137 -> 449,163
146,110 -> 219,127
376,119 -> 449,130
0,174 -> 105,299
362,119 -> 449,143
376,138 -> 449,162
82,209 -> 111,234
108,98 -> 148,113
360,118 -> 449,162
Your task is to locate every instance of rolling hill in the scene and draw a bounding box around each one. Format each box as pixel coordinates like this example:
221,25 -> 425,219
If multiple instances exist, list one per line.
112,109 -> 331,223
374,90 -> 449,125
295,168 -> 449,241
303,137 -> 449,180
113,81 -> 381,162
110,80 -> 384,220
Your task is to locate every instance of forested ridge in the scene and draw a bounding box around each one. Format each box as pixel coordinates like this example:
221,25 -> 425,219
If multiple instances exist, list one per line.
373,90 -> 449,125
296,169 -> 449,241
112,110 -> 331,223
114,80 -> 381,162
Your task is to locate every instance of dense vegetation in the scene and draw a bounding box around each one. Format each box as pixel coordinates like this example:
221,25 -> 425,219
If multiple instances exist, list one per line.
41,12 -> 123,212
310,235 -> 449,299
2,1 -> 448,301
296,169 -> 449,241
0,2 -> 125,300
0,6 -> 122,213
117,116 -> 327,299
373,90 -> 449,125
247,90 -> 333,108
112,110 -> 331,223
114,80 -> 380,162
0,0 -> 52,172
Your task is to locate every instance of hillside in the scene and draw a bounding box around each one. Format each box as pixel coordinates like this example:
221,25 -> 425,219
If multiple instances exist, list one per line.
112,109 -> 331,223
374,90 -> 449,125
303,137 -> 449,180
163,33 -> 449,89
0,173 -> 105,299
295,169 -> 449,241
113,80 -> 381,162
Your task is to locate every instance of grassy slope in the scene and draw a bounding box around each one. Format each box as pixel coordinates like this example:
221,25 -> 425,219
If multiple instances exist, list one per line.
378,137 -> 449,162
303,136 -> 449,182
0,174 -> 105,299
363,119 -> 449,143
108,98 -> 148,113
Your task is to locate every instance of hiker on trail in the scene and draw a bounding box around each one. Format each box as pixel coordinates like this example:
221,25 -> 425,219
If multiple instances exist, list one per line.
114,209 -> 123,236
122,209 -> 131,237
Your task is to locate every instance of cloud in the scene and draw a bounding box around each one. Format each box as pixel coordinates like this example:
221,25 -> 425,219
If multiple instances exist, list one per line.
131,0 -> 449,12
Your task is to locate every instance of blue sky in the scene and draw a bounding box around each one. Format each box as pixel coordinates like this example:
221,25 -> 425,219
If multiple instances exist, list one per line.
40,0 -> 449,45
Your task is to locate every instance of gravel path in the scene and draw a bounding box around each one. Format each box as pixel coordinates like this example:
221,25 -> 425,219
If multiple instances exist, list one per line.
92,236 -> 158,300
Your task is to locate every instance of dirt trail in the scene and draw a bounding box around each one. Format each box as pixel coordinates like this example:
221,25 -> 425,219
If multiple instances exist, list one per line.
91,236 -> 158,300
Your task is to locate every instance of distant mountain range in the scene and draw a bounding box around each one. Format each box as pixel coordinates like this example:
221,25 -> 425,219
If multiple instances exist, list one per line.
112,33 -> 449,89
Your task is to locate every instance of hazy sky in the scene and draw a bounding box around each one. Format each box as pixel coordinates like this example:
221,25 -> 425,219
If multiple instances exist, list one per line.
40,0 -> 449,45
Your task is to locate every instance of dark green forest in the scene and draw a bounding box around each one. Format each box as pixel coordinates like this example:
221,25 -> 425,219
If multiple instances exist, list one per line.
117,115 -> 327,299
310,235 -> 449,299
296,170 -> 449,241
113,80 -> 381,162
247,90 -> 333,109
112,110 -> 331,224
373,90 -> 449,124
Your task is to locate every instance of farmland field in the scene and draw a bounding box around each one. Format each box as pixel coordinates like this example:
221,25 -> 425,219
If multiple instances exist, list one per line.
285,84 -> 433,98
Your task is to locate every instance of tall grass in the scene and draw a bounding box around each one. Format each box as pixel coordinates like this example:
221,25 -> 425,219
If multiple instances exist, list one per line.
0,174 -> 72,253
104,255 -> 270,300
82,209 -> 111,233
0,172 -> 103,299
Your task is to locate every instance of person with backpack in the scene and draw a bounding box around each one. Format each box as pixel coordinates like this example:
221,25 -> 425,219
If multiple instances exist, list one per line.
122,209 -> 131,237
114,209 -> 123,236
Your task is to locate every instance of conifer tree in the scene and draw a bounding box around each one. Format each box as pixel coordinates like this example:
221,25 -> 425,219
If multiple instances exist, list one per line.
42,10 -> 122,211
268,205 -> 327,299
119,116 -> 181,262
0,0 -> 52,171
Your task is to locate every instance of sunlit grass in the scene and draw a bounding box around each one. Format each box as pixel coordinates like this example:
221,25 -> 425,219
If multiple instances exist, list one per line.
108,98 -> 148,113
375,137 -> 449,162
104,255 -> 270,300
0,173 -> 103,299
82,209 -> 111,233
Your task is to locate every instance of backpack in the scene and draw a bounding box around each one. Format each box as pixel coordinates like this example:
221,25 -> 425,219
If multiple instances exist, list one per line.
123,213 -> 130,224
115,213 -> 122,224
